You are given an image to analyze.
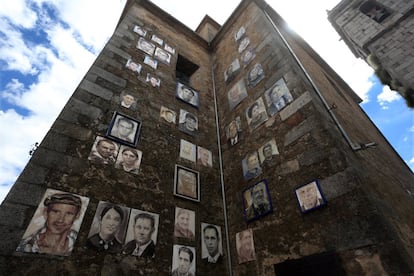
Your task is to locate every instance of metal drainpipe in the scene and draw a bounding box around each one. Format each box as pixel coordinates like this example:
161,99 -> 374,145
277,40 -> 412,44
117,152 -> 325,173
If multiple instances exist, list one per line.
263,9 -> 375,152
211,57 -> 233,275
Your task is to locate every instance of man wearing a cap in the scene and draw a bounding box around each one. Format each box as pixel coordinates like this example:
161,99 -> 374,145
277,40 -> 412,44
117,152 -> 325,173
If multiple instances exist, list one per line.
17,192 -> 82,256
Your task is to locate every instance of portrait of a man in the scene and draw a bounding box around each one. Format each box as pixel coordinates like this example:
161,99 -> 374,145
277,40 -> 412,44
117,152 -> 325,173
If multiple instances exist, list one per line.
176,82 -> 199,108
154,47 -> 171,64
180,139 -> 196,163
226,117 -> 242,146
295,180 -> 326,213
234,26 -> 245,42
16,189 -> 89,256
115,146 -> 142,175
258,139 -> 279,164
242,180 -> 273,222
133,25 -> 147,37
242,151 -> 262,181
197,146 -> 212,167
201,223 -> 222,264
172,245 -> 196,276
146,73 -> 161,88
88,136 -> 119,165
174,165 -> 200,202
151,34 -> 163,46
247,63 -> 265,88
178,109 -> 198,136
122,209 -> 159,258
224,58 -> 240,84
119,91 -> 137,109
174,207 -> 195,240
143,55 -> 158,69
160,106 -> 176,124
164,43 -> 175,54
86,201 -> 130,253
236,229 -> 256,264
227,79 -> 247,110
241,47 -> 256,67
264,78 -> 293,116
137,37 -> 155,56
107,112 -> 141,147
238,36 -> 250,53
245,97 -> 268,132
125,59 -> 142,74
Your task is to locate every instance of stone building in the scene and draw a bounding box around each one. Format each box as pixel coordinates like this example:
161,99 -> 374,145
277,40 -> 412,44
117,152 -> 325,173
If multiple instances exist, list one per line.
328,0 -> 414,107
1,0 -> 413,275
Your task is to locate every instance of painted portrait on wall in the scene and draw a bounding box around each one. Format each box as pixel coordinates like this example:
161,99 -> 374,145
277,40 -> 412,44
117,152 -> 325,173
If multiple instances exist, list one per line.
154,47 -> 171,64
236,229 -> 256,264
227,79 -> 247,110
242,180 -> 273,222
241,47 -> 256,67
247,63 -> 265,88
201,223 -> 223,264
238,36 -> 250,53
115,146 -> 143,175
151,34 -> 163,46
234,26 -> 245,42
258,138 -> 279,164
174,165 -> 200,202
172,245 -> 196,276
180,139 -> 196,163
295,180 -> 327,214
159,106 -> 176,124
88,135 -> 120,165
133,25 -> 147,37
174,207 -> 195,240
178,109 -> 198,136
146,73 -> 161,88
143,55 -> 158,69
197,146 -> 212,168
176,82 -> 199,108
106,112 -> 142,147
242,151 -> 262,181
226,116 -> 242,146
264,78 -> 293,116
119,90 -> 137,109
224,58 -> 241,84
122,208 -> 160,258
245,97 -> 268,132
16,188 -> 89,256
125,59 -> 142,74
86,201 -> 130,253
137,37 -> 155,56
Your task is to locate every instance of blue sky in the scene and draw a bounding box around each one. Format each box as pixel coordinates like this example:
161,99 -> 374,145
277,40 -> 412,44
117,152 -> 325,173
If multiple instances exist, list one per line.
0,0 -> 412,203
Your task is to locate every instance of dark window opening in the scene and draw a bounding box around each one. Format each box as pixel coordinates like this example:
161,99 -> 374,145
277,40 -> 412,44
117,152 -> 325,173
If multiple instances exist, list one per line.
359,1 -> 390,23
176,54 -> 199,85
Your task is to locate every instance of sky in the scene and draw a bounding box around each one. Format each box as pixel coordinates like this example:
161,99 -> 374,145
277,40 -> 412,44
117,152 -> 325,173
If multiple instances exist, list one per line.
0,0 -> 413,203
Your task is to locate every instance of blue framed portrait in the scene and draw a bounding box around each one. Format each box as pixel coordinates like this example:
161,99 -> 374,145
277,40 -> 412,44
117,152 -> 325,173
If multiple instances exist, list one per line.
294,179 -> 327,214
242,179 -> 273,222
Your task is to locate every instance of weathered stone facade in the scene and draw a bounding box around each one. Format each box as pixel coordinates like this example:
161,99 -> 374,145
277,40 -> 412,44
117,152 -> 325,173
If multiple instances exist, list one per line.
0,0 -> 413,275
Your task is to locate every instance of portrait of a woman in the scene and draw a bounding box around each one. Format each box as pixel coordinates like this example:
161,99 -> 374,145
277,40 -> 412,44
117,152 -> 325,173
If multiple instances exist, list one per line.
115,146 -> 142,175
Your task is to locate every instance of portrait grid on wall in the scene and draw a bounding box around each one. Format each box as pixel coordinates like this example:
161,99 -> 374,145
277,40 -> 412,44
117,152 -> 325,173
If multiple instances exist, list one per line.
154,47 -> 171,64
295,180 -> 327,214
234,26 -> 246,42
119,90 -> 137,109
180,139 -> 196,163
245,97 -> 268,132
226,117 -> 242,146
178,109 -> 198,136
258,138 -> 279,164
86,201 -> 130,253
125,59 -> 142,74
115,145 -> 143,175
241,47 -> 256,67
242,151 -> 262,181
106,112 -> 142,147
159,106 -> 176,124
176,82 -> 199,108
247,63 -> 265,88
88,135 -> 120,165
264,78 -> 294,116
16,188 -> 89,256
197,146 -> 212,168
133,25 -> 147,37
174,164 -> 200,202
201,223 -> 223,264
227,79 -> 248,110
143,55 -> 158,69
242,180 -> 273,222
224,58 -> 241,84
151,34 -> 163,46
164,43 -> 175,55
174,207 -> 196,240
172,244 -> 196,276
236,229 -> 256,264
123,208 -> 160,258
137,37 -> 155,56
238,36 -> 250,53
146,73 -> 161,88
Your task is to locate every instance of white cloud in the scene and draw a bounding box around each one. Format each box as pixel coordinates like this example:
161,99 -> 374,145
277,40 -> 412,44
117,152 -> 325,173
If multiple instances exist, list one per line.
0,0 -> 37,28
377,85 -> 401,108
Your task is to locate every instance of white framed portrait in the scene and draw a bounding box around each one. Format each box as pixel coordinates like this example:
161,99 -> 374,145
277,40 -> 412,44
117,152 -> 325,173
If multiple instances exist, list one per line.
172,245 -> 196,275
151,34 -> 163,46
226,117 -> 242,146
119,91 -> 137,109
176,82 -> 199,108
143,55 -> 158,69
133,25 -> 147,37
236,229 -> 256,264
125,59 -> 142,74
242,151 -> 262,181
88,135 -> 120,165
154,47 -> 171,64
146,73 -> 161,88
245,97 -> 268,132
247,63 -> 265,88
234,26 -> 246,42
164,43 -> 175,55
115,146 -> 143,175
238,36 -> 250,53
137,37 -> 155,56
264,78 -> 294,116
174,207 -> 195,240
174,165 -> 200,202
258,138 -> 279,164
159,106 -> 176,124
224,58 -> 241,84
227,79 -> 248,110
197,146 -> 212,167
178,109 -> 198,136
180,139 -> 196,163
241,47 -> 256,67
201,223 -> 223,264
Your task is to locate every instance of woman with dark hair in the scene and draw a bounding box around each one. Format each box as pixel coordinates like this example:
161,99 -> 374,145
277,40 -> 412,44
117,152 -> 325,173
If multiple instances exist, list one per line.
115,148 -> 140,174
86,204 -> 124,253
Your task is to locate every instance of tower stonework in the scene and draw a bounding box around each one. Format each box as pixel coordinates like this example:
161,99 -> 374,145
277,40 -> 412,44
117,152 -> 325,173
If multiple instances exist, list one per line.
1,0 -> 413,275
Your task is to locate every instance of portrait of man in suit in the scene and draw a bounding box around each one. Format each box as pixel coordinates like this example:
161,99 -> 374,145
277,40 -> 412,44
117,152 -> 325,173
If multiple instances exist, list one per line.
201,223 -> 222,264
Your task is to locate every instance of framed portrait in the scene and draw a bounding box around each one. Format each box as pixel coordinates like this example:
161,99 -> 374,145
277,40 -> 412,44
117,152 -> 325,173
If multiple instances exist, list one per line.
119,90 -> 137,109
88,135 -> 120,165
227,79 -> 247,110
176,82 -> 199,108
154,47 -> 171,64
160,106 -> 176,124
180,139 -> 196,163
226,116 -> 242,146
151,34 -> 163,46
197,146 -> 212,167
241,47 -> 256,67
143,55 -> 158,69
174,207 -> 195,240
236,229 -> 256,264
247,63 -> 265,88
264,78 -> 294,116
125,59 -> 142,74
234,26 -> 245,42
164,43 -> 175,55
224,58 -> 241,84
242,180 -> 273,222
115,145 -> 143,175
201,223 -> 223,264
172,244 -> 196,275
242,151 -> 262,181
258,138 -> 279,164
16,188 -> 89,256
106,112 -> 142,147
137,37 -> 155,56
146,73 -> 161,88
86,201 -> 130,253
178,109 -> 198,136
133,25 -> 147,37
295,180 -> 327,214
123,208 -> 160,258
174,165 -> 200,202
238,36 -> 250,53
245,97 -> 268,132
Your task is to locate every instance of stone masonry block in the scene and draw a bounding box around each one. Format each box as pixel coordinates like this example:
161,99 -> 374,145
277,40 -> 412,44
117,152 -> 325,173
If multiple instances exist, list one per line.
280,91 -> 312,121
0,203 -> 31,228
0,225 -> 25,255
41,131 -> 69,153
278,159 -> 300,176
89,65 -> 127,88
17,163 -> 49,185
67,98 -> 102,120
106,43 -> 131,60
284,117 -> 316,147
53,119 -> 93,141
79,79 -> 114,100
4,181 -> 45,207
319,169 -> 359,200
